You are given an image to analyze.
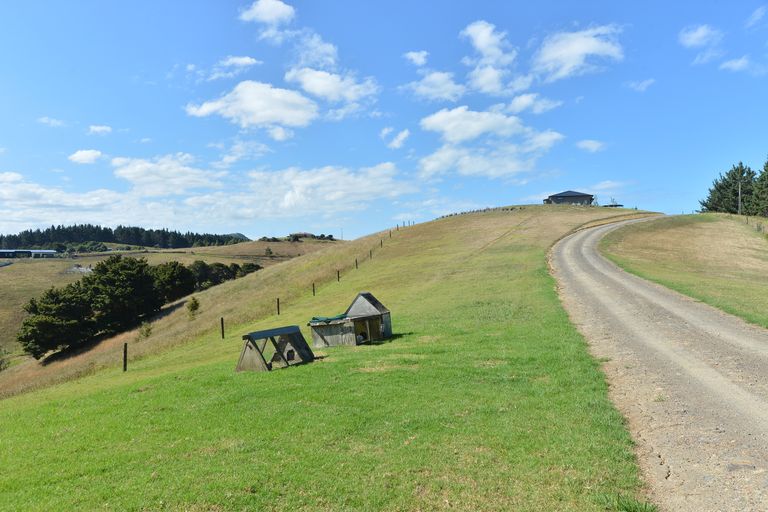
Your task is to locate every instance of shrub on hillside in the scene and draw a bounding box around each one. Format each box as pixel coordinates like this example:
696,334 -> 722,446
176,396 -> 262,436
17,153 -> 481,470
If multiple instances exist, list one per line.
151,261 -> 196,303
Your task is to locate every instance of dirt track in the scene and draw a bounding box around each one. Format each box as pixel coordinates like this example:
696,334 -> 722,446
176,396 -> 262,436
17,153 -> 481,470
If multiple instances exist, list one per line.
552,220 -> 768,512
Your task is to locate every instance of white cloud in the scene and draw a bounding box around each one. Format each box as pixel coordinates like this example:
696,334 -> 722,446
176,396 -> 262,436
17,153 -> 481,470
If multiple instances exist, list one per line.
720,55 -> 750,71
212,140 -> 270,169
508,74 -> 534,93
186,80 -> 318,136
403,71 -> 466,102
284,67 -> 378,103
678,24 -> 724,64
68,149 -> 103,164
532,25 -> 623,82
420,106 -> 524,143
404,50 -> 429,66
295,32 -> 338,70
626,78 -> 655,92
379,127 -> 393,139
240,0 -> 295,25
267,126 -> 294,141
112,153 -> 223,196
419,140 -> 556,180
88,125 -> 112,135
208,55 -> 262,81
679,24 -> 722,48
238,162 -> 416,215
387,129 -> 410,149
460,20 -> 517,67
523,130 -> 565,152
37,116 -> 65,127
506,93 -> 562,114
576,139 -> 606,152
590,180 -> 624,192
746,6 -> 767,28
467,65 -> 507,94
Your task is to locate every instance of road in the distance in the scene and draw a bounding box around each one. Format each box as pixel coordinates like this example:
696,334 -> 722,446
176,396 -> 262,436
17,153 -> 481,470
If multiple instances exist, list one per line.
551,220 -> 768,512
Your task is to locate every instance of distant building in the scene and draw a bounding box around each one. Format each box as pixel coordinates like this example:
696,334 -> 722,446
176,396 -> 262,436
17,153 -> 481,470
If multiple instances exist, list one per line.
0,249 -> 57,259
543,191 -> 594,206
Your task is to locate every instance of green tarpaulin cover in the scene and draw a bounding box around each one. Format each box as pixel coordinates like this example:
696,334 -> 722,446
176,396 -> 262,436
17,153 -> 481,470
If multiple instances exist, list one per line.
310,314 -> 347,323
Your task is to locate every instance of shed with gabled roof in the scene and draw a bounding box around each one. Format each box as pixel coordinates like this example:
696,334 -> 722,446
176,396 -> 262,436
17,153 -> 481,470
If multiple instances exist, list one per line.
236,325 -> 314,372
308,292 -> 392,348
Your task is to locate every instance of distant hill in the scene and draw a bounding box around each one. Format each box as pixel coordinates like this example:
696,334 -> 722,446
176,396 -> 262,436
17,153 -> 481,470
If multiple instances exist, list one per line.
0,224 -> 251,250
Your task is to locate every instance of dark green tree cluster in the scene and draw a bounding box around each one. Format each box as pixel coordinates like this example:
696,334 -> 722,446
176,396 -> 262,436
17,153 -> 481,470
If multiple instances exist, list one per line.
17,256 -> 261,359
700,159 -> 768,215
0,223 -> 249,250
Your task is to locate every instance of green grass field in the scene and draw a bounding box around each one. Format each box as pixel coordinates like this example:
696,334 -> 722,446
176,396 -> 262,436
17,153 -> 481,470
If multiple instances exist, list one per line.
601,213 -> 768,329
0,238 -> 333,356
0,207 -> 655,511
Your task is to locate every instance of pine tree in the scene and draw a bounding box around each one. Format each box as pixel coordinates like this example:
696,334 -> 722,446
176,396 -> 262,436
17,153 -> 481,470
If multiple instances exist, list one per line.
700,162 -> 757,214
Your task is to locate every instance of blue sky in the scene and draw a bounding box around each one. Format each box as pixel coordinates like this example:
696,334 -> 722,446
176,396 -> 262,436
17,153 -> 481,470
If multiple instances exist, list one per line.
1,1 -> 767,239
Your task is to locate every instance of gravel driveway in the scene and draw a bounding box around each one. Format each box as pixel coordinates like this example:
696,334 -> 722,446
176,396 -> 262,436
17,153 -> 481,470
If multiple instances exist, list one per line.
551,220 -> 768,512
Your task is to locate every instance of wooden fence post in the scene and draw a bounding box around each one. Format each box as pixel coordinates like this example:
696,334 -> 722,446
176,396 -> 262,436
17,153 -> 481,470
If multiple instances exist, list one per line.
123,343 -> 128,372
276,298 -> 280,315
220,317 -> 224,339
380,239 -> 383,248
312,282 -> 315,296
337,270 -> 340,282
369,249 -> 372,259
355,258 -> 358,269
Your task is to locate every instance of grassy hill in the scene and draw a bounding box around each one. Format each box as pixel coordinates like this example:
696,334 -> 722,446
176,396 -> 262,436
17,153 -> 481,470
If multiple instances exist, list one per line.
0,206 -> 656,511
601,213 -> 768,328
0,238 -> 334,357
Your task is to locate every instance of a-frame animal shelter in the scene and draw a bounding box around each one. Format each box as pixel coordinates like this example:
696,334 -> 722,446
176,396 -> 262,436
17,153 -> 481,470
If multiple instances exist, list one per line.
308,292 -> 392,348
236,325 -> 315,372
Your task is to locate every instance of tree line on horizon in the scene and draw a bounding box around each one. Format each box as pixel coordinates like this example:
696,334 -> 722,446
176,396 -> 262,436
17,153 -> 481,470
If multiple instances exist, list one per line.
700,158 -> 768,215
0,224 -> 249,251
16,256 -> 261,360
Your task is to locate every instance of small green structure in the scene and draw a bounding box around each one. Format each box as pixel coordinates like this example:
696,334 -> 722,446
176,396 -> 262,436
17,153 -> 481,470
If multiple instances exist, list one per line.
236,325 -> 315,372
308,292 -> 392,348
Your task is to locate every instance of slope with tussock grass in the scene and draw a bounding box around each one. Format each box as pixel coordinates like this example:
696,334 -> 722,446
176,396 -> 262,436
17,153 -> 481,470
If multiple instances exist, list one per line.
0,205 -> 657,511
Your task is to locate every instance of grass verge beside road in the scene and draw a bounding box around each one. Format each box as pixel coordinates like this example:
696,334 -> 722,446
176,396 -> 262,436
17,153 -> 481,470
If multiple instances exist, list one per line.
601,213 -> 768,329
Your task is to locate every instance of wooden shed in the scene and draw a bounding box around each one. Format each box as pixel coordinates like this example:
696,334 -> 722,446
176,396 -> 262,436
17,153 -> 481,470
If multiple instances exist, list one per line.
308,292 -> 392,348
236,325 -> 315,372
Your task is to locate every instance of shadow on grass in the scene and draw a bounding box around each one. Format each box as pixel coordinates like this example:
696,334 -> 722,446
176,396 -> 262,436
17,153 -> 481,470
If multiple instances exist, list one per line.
40,301 -> 187,366
362,332 -> 413,346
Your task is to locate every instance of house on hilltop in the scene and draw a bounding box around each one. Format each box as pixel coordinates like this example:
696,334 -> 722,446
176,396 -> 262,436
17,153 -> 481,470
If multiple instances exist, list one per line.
543,191 -> 594,206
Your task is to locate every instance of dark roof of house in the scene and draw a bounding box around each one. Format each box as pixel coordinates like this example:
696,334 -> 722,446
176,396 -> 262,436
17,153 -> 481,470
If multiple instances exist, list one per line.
548,190 -> 594,198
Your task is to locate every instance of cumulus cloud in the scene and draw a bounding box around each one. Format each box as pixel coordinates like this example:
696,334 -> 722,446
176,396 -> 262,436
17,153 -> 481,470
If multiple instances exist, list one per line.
460,20 -> 517,67
532,25 -> 623,82
420,106 -> 524,143
576,139 -> 606,152
38,116 -> 65,127
379,127 -> 393,139
284,67 -> 378,104
679,24 -> 723,48
88,125 -> 112,135
467,65 -> 507,94
678,24 -> 724,64
111,153 -> 224,196
506,93 -> 562,114
208,55 -> 262,81
418,139 -> 558,180
68,149 -> 103,164
294,32 -> 338,70
387,129 -> 410,149
404,50 -> 429,66
240,0 -> 295,25
403,71 -> 466,102
626,78 -> 655,92
184,162 -> 417,218
746,6 -> 767,28
720,55 -> 750,71
212,140 -> 270,169
186,80 -> 318,139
